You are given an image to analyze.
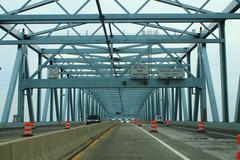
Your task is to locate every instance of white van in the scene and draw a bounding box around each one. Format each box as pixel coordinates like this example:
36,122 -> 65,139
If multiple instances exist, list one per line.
155,115 -> 164,123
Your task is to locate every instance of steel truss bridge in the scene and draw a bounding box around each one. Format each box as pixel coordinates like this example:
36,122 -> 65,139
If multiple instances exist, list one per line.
0,0 -> 240,124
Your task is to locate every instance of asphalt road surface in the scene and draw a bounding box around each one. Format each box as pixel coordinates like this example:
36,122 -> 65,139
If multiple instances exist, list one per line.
72,123 -> 219,160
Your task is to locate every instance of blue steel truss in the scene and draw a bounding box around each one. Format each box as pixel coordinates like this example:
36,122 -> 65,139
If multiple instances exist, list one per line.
0,0 -> 240,123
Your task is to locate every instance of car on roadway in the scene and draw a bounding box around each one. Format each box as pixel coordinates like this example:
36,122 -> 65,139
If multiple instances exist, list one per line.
86,115 -> 101,125
155,115 -> 164,123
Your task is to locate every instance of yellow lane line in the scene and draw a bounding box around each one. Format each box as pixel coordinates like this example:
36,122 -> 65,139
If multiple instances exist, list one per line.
71,124 -> 119,160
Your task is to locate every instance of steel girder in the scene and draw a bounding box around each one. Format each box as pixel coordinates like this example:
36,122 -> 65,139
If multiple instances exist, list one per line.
21,78 -> 202,89
1,14 -> 240,24
0,35 -> 222,45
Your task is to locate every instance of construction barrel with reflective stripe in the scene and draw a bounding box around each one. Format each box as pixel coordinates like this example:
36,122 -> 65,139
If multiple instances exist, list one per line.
150,120 -> 158,133
237,134 -> 240,160
197,121 -> 205,132
23,122 -> 33,136
65,121 -> 71,129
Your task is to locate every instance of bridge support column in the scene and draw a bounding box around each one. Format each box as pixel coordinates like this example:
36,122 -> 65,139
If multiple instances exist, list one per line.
201,44 -> 219,122
1,45 -> 24,122
187,52 -> 193,121
173,88 -> 178,121
199,44 -> 207,122
219,21 -> 229,122
37,53 -> 42,122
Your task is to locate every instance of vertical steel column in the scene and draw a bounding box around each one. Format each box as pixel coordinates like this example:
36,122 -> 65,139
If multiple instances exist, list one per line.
25,56 -> 35,122
187,52 -> 192,121
42,89 -> 50,122
81,89 -> 85,121
69,89 -> 75,121
181,89 -> 189,121
179,88 -> 182,121
86,90 -> 89,119
174,88 -> 179,121
168,88 -> 173,120
90,95 -> 93,115
67,89 -> 70,121
50,89 -> 54,121
193,57 -> 200,121
2,45 -> 24,122
159,88 -> 163,115
73,88 -> 77,121
156,89 -> 160,115
235,77 -> 240,123
83,89 -> 86,121
162,88 -> 166,120
37,53 -> 42,122
59,69 -> 63,121
62,89 -> 68,121
219,21 -> 229,122
77,88 -> 82,122
199,45 -> 207,122
201,44 -> 219,122
54,89 -> 60,121
151,92 -> 155,120
18,46 -> 25,122
147,98 -> 150,121
165,89 -> 169,120
171,88 -> 175,120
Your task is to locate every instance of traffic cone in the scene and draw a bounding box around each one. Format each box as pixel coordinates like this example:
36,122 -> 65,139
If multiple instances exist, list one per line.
236,134 -> 240,160
23,122 -> 33,136
197,121 -> 205,132
150,120 -> 158,133
65,121 -> 71,129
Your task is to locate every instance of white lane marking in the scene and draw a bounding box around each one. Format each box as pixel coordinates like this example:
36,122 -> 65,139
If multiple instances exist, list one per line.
137,126 -> 191,160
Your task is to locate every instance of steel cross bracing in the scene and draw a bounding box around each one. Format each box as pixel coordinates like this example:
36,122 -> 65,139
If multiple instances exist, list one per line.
0,0 -> 239,123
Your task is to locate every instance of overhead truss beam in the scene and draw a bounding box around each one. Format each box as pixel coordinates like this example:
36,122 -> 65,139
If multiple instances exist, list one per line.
0,14 -> 240,24
21,78 -> 202,89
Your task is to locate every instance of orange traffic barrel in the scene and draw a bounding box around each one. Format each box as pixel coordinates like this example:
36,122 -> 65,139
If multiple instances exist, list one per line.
197,121 -> 205,132
23,122 -> 33,136
165,120 -> 171,126
236,134 -> 240,160
65,121 -> 71,129
150,120 -> 158,133
31,121 -> 35,129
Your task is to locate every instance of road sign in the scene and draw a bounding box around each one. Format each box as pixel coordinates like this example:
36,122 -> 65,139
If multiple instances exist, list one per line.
131,64 -> 149,79
158,68 -> 185,79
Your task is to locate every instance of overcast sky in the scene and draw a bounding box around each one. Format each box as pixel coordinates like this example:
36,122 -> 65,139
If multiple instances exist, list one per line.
0,0 -> 239,122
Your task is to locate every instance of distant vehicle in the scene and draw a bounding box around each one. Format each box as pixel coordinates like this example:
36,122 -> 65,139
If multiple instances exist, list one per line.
125,118 -> 130,123
155,115 -> 164,123
86,115 -> 101,125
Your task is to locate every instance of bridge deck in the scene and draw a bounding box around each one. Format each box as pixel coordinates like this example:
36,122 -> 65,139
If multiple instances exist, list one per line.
72,123 -> 221,160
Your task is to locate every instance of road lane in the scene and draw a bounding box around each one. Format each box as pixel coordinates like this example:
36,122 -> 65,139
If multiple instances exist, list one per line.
74,123 -> 219,160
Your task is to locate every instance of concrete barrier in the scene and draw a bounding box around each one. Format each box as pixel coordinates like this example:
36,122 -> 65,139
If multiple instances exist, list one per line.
0,121 -> 118,160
